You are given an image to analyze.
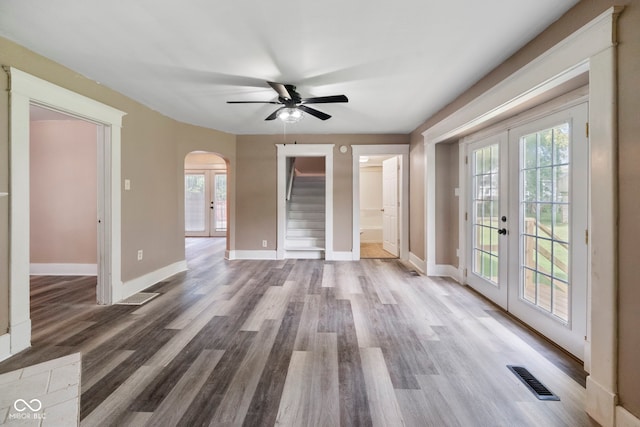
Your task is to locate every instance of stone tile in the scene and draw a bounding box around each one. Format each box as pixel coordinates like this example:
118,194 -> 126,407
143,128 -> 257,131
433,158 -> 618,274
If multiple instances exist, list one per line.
41,398 -> 79,427
0,371 -> 22,386
20,354 -> 80,380
47,362 -> 80,393
0,372 -> 49,408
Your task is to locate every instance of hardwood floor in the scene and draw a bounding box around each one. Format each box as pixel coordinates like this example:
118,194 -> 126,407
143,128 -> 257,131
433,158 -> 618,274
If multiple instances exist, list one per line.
360,242 -> 397,259
0,238 -> 597,426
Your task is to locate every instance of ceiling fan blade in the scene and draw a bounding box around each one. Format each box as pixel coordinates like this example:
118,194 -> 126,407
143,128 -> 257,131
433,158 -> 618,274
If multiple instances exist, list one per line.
268,82 -> 292,100
298,105 -> 331,120
265,107 -> 285,121
301,95 -> 349,104
227,101 -> 281,104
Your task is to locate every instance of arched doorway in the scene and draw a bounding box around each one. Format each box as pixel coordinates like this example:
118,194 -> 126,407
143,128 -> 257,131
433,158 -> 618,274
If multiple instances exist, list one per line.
184,151 -> 229,239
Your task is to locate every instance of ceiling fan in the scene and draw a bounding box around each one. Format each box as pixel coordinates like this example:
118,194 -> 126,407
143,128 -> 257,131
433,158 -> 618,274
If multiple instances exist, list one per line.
227,81 -> 348,122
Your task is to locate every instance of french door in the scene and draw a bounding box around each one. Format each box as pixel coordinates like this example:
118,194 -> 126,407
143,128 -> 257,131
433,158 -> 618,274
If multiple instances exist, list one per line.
185,170 -> 227,237
466,103 -> 588,359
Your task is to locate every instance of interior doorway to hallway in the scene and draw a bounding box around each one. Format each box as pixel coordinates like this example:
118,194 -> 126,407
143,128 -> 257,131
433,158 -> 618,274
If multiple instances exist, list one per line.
358,155 -> 400,259
351,144 -> 409,261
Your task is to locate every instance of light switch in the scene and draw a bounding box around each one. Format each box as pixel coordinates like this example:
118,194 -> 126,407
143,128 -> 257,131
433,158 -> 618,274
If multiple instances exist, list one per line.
124,179 -> 131,190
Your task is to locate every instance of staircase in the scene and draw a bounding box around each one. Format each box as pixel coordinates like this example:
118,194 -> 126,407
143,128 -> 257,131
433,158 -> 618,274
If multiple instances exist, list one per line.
285,175 -> 325,259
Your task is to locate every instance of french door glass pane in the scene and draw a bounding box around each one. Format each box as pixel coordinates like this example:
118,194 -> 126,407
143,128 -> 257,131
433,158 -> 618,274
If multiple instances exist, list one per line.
214,174 -> 227,232
520,123 -> 570,322
472,144 -> 499,285
185,174 -> 206,232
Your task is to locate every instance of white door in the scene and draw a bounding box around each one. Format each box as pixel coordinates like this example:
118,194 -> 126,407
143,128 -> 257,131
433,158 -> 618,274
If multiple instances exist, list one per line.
465,103 -> 588,359
185,171 -> 227,237
382,156 -> 399,256
507,103 -> 588,359
466,132 -> 509,309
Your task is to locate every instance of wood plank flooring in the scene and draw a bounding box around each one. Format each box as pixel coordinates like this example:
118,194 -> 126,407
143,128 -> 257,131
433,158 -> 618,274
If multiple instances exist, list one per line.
360,242 -> 397,259
0,238 -> 597,426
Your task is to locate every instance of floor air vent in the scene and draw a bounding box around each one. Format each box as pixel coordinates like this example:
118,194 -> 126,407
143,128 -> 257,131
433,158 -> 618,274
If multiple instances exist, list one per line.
117,292 -> 160,306
507,365 -> 560,401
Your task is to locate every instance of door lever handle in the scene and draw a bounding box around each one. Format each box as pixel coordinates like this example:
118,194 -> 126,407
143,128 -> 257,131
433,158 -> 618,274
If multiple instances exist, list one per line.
497,228 -> 507,235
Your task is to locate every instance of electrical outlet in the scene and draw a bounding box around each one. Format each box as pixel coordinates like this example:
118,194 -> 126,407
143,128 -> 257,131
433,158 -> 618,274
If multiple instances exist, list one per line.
137,249 -> 143,261
262,240 -> 267,248
124,179 -> 131,191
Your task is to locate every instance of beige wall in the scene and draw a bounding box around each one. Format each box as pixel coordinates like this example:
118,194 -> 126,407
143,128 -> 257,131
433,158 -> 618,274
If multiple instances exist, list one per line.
407,0 -> 640,418
0,36 -> 236,335
235,134 -> 409,252
435,143 -> 459,266
30,120 -> 98,264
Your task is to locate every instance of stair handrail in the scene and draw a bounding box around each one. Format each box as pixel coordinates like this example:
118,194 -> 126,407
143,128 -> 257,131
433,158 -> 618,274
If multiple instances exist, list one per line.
286,157 -> 296,201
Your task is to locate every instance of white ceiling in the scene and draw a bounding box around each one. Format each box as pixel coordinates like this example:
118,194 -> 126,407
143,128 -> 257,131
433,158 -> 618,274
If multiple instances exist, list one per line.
0,0 -> 579,135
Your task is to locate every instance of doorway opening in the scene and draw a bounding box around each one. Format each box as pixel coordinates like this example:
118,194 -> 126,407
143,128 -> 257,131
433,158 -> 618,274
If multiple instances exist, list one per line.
351,145 -> 409,261
276,144 -> 334,260
184,151 -> 228,238
6,67 -> 125,358
358,155 -> 399,259
29,104 -> 100,316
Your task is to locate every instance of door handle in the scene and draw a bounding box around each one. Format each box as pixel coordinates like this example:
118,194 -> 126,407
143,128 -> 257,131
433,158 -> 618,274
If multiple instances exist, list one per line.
497,228 -> 507,235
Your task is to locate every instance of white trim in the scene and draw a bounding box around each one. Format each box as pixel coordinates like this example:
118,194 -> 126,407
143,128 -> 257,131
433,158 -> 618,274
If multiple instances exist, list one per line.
276,144 -> 334,260
9,318 -> 31,356
409,252 -> 426,274
30,263 -> 98,276
329,251 -> 354,261
120,260 -> 187,302
587,376 -> 618,427
425,141 -> 436,275
351,144 -> 409,261
427,263 -> 461,282
226,250 -> 278,260
616,406 -> 640,427
7,67 -> 126,358
0,334 -> 11,362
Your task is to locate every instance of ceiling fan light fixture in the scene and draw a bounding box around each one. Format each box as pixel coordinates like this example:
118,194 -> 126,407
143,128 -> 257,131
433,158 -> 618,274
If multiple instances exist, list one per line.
277,107 -> 303,123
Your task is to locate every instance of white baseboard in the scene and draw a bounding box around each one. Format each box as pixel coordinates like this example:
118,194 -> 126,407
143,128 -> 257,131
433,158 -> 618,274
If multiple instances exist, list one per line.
617,406 -> 640,427
327,251 -> 354,261
120,260 -> 187,303
427,263 -> 462,282
30,263 -> 97,276
10,318 -> 31,355
227,250 -> 277,260
409,252 -> 426,274
0,333 -> 11,362
587,375 -> 617,427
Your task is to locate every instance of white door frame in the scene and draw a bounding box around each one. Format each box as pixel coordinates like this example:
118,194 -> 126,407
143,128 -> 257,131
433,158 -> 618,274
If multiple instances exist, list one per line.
352,144 -> 409,261
276,144 -> 334,260
423,7 -> 621,425
4,67 -> 125,358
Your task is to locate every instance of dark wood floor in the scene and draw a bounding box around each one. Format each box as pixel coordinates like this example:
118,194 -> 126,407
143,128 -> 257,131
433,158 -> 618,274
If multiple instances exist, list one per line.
0,238 -> 596,426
